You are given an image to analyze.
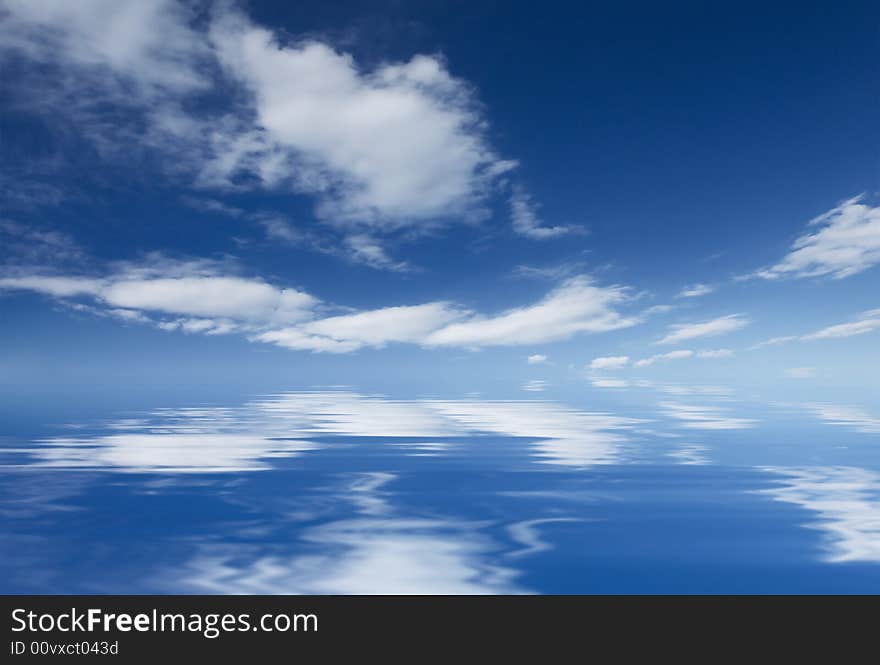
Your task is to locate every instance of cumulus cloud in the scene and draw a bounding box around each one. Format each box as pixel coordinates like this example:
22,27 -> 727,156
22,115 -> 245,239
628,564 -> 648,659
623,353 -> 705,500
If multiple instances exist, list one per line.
589,356 -> 629,371
208,9 -> 507,227
676,283 -> 714,298
527,354 -> 547,365
656,314 -> 749,345
752,195 -> 880,280
0,0 -> 551,265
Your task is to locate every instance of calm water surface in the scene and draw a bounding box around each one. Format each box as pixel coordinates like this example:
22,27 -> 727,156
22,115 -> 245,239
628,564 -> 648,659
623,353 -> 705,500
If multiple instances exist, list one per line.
2,387 -> 879,593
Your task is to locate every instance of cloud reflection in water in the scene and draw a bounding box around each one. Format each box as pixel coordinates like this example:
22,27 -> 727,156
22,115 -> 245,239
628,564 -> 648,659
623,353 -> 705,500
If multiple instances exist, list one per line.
761,466 -> 880,563
178,473 -> 526,594
19,391 -> 640,472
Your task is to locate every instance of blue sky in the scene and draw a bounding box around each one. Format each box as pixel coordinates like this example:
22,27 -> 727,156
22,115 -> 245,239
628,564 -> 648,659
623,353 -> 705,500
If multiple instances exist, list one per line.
1,0 -> 879,398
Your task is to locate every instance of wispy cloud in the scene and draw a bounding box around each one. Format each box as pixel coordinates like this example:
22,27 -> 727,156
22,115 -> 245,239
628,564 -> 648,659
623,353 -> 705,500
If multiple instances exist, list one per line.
589,377 -> 630,388
0,220 -> 85,266
422,276 -> 637,349
656,314 -> 749,345
509,187 -> 583,239
696,348 -> 734,359
633,350 -> 694,367
527,354 -> 548,365
751,309 -> 880,348
751,195 -> 880,280
1,266 -> 640,353
589,356 -> 629,371
257,303 -> 465,353
676,283 -> 714,298
342,234 -> 410,272
513,260 -> 588,281
521,380 -> 548,392
0,256 -> 317,336
802,309 -> 880,340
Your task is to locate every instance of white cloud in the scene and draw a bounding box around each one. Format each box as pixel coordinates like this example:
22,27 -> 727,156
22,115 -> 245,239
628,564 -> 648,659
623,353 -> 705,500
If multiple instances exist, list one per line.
0,262 -> 317,327
656,314 -> 749,345
527,354 -> 547,364
645,383 -> 734,398
207,9 -> 505,228
0,275 -> 103,298
749,335 -> 799,350
342,234 -> 410,271
0,0 -> 209,94
589,356 -> 629,371
100,277 -> 314,322
258,276 -> 636,352
633,350 -> 693,367
256,302 -> 465,352
521,380 -> 547,392
696,348 -> 734,359
1,0 -> 540,261
423,277 -> 636,348
751,309 -> 880,348
509,187 -> 582,239
786,367 -> 815,379
752,195 -> 880,280
513,261 -> 587,281
2,262 -> 641,354
589,377 -> 630,389
802,309 -> 880,340
0,220 -> 84,265
676,283 -> 714,298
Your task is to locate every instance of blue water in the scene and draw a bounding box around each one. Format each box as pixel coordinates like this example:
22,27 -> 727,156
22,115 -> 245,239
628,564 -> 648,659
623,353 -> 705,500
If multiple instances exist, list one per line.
2,386 -> 879,594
